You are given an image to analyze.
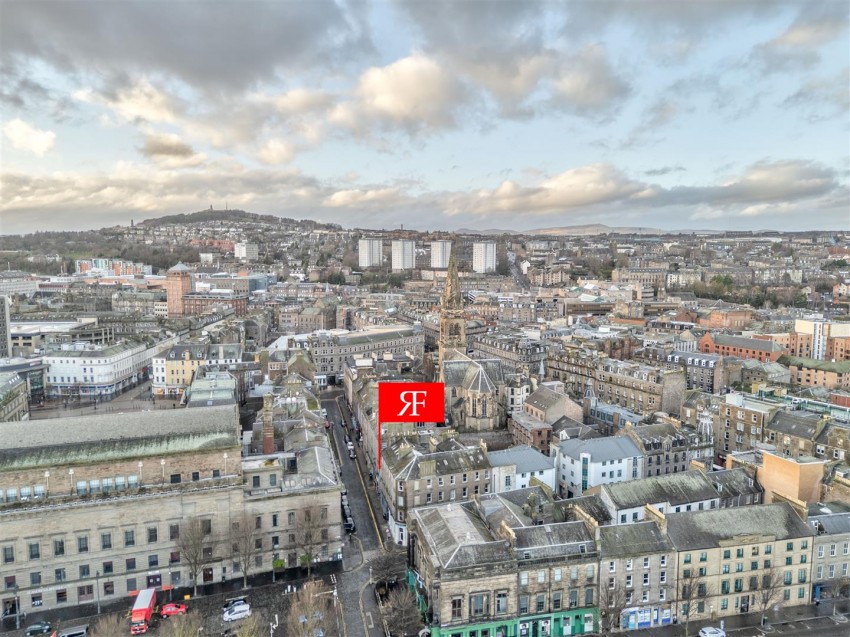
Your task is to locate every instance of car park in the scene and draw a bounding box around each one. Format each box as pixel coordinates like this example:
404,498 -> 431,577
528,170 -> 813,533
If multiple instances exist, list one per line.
25,622 -> 53,636
222,602 -> 252,622
160,602 -> 187,618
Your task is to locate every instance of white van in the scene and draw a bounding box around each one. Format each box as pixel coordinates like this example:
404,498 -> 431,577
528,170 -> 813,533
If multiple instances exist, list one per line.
58,626 -> 90,637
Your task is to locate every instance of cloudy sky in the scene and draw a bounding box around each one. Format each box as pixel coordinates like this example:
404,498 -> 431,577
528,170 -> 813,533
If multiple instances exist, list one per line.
2,0 -> 848,235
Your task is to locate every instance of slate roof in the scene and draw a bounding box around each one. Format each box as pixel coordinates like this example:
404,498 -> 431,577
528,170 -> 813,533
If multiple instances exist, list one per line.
514,521 -> 596,560
557,436 -> 642,463
710,467 -> 762,500
488,445 -> 554,473
768,411 -> 820,439
556,494 -> 613,525
666,502 -> 814,550
598,521 -> 674,558
810,512 -> 850,536
602,471 -> 719,511
443,358 -> 505,389
525,386 -> 563,412
0,405 -> 240,470
412,503 -> 511,570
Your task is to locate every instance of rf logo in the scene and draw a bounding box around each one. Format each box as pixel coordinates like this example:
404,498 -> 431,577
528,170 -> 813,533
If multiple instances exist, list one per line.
398,391 -> 428,417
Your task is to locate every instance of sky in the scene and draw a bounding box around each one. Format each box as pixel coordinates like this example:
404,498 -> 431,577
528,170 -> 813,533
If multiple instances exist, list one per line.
1,0 -> 848,235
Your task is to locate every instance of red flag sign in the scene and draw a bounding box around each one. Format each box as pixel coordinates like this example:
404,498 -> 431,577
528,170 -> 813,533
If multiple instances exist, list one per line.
378,382 -> 444,423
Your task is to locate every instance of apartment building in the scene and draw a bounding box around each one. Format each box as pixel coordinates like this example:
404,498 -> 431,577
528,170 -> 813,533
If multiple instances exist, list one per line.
598,522 -> 677,631
664,503 -> 814,623
784,357 -> 850,391
151,343 -> 242,397
358,238 -> 383,268
392,240 -> 416,271
618,421 -> 714,479
552,436 -> 644,498
408,498 -> 599,637
0,406 -> 343,615
181,291 -> 249,317
431,241 -> 452,269
546,349 -> 686,417
471,331 -> 545,377
234,242 -> 259,261
473,242 -> 497,274
45,338 -> 174,401
379,437 -> 492,545
699,333 -> 785,363
111,289 -> 168,316
809,512 -> 850,599
0,372 -> 29,422
715,393 -> 778,459
10,320 -> 115,357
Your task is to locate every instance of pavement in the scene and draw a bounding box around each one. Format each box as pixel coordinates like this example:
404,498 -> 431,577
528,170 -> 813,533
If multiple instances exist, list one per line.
29,380 -> 183,420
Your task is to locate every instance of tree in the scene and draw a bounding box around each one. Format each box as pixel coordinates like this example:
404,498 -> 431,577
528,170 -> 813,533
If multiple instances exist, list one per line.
598,580 -> 627,635
678,570 -> 712,637
231,612 -> 267,637
175,516 -> 215,596
382,586 -> 422,637
230,512 -> 259,589
89,612 -> 126,637
752,567 -> 785,625
295,505 -> 327,579
159,612 -> 202,637
285,579 -> 333,637
369,544 -> 406,590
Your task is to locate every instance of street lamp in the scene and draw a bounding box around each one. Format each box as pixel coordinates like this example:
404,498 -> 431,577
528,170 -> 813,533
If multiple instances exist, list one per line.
96,570 -> 101,614
160,459 -> 166,482
223,453 -> 229,475
13,584 -> 20,630
44,471 -> 50,497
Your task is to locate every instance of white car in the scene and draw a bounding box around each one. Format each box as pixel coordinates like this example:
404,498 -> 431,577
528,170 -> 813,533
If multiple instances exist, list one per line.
222,602 -> 252,622
699,628 -> 726,637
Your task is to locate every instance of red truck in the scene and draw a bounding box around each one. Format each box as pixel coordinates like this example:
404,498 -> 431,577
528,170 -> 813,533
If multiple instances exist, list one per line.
130,588 -> 157,634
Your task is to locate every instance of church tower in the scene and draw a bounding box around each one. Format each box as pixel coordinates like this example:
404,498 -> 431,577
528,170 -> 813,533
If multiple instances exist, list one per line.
438,246 -> 466,379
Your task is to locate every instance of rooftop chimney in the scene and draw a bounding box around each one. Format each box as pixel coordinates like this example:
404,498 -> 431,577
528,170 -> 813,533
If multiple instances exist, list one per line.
262,393 -> 275,455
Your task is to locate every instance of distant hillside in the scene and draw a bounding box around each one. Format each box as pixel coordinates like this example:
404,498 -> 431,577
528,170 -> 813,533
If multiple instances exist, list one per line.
138,209 -> 297,227
455,224 -> 723,236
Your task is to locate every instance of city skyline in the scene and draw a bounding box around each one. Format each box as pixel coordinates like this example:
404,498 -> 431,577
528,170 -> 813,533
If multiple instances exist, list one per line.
2,0 -> 848,235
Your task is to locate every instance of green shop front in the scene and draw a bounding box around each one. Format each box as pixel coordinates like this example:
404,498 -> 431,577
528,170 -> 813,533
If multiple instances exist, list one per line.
426,609 -> 598,637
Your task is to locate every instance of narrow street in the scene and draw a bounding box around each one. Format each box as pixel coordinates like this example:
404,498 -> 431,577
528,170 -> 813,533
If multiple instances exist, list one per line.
322,389 -> 389,637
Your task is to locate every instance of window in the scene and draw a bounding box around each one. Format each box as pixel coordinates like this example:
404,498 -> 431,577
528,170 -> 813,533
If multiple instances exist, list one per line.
786,542 -> 794,551
124,530 -> 135,547
147,527 -> 157,543
272,514 -> 279,527
79,565 -> 90,579
470,593 -> 489,617
585,588 -> 593,606
451,597 -> 463,619
148,555 -> 158,568
536,594 -> 545,612
569,590 -> 578,608
202,519 -> 212,535
626,575 -> 633,588
101,533 -> 112,550
28,543 -> 40,560
55,568 -> 66,582
2,546 -> 13,564
538,570 -> 545,583
520,572 -> 528,585
56,590 -> 67,604
288,511 -> 296,525
684,554 -> 692,564
496,591 -> 508,614
126,578 -> 137,593
103,581 -> 114,596
102,561 -> 113,575
554,568 -> 562,582
126,558 -> 136,571
699,552 -> 707,562
54,539 -> 65,556
30,572 -> 41,586
78,536 -> 88,553
818,546 -> 825,558
170,474 -> 181,484
553,591 -> 562,610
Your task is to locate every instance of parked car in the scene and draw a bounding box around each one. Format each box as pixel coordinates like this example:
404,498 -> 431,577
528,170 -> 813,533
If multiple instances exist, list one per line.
344,517 -> 356,533
222,596 -> 248,612
222,602 -> 252,622
160,603 -> 187,618
349,449 -> 356,459
25,622 -> 53,636
699,628 -> 726,637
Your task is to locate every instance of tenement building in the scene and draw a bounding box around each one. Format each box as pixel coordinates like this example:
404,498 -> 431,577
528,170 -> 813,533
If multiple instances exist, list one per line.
0,405 -> 342,615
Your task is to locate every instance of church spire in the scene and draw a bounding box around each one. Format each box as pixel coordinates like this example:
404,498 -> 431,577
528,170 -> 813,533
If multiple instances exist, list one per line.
442,245 -> 462,310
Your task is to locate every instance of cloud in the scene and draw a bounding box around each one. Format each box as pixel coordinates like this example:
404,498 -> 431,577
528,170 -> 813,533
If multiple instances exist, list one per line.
751,2 -> 849,73
645,166 -> 686,176
331,54 -> 466,135
1,1 -> 372,92
446,163 -> 648,215
549,45 -> 632,118
782,68 -> 850,121
258,139 -> 295,165
141,133 -> 194,158
323,187 -> 403,207
2,118 -> 56,156
75,78 -> 181,124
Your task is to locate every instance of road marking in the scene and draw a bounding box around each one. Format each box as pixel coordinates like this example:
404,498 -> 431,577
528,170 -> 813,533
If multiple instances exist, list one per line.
366,612 -> 374,628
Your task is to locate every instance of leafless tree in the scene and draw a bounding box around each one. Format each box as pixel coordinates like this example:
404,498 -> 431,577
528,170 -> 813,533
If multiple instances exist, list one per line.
230,512 -> 259,589
295,505 -> 327,579
285,579 -> 334,637
752,567 -> 785,626
159,612 -> 202,637
678,570 -> 712,637
598,579 -> 627,635
231,612 -> 267,637
89,612 -> 126,637
382,586 -> 422,637
368,544 -> 406,589
175,516 -> 215,596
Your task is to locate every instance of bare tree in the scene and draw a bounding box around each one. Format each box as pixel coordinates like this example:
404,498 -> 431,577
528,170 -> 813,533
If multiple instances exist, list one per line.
368,544 -> 406,590
231,612 -> 267,637
678,570 -> 712,637
295,505 -> 327,579
285,579 -> 334,637
159,612 -> 202,637
175,516 -> 215,597
598,579 -> 627,635
230,512 -> 258,589
382,586 -> 422,637
89,612 -> 126,637
752,568 -> 785,626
